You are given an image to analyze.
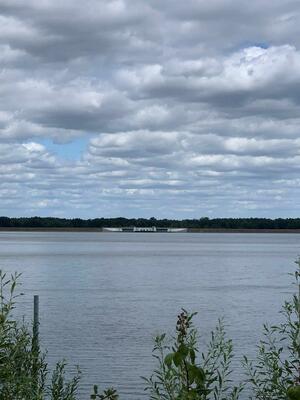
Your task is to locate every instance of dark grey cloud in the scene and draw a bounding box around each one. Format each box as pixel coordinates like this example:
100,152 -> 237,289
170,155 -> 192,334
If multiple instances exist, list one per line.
1,0 -> 300,217
0,0 -> 159,63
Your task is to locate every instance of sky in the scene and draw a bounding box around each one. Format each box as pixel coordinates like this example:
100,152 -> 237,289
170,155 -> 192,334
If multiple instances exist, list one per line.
1,0 -> 300,219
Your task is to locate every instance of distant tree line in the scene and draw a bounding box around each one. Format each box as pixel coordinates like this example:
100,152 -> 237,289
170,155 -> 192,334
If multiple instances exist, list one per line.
1,216 -> 300,229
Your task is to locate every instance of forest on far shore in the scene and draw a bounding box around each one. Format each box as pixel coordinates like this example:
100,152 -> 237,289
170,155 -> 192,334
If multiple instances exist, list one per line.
1,216 -> 300,230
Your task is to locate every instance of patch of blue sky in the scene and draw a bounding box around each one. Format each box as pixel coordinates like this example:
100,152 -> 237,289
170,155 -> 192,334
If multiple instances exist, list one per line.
241,41 -> 269,49
38,137 -> 88,161
253,42 -> 269,49
228,41 -> 269,54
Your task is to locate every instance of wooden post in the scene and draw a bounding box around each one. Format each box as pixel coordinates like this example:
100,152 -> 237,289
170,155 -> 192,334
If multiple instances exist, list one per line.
32,295 -> 39,390
33,295 -> 39,348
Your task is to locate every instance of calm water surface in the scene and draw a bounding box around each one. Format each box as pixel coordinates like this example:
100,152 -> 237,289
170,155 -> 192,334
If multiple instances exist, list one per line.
0,231 -> 299,399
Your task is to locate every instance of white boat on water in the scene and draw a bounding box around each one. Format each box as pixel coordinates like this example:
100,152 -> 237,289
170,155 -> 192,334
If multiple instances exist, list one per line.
103,226 -> 187,233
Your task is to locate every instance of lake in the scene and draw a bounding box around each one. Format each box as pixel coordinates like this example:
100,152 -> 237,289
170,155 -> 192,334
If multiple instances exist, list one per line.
0,231 -> 299,399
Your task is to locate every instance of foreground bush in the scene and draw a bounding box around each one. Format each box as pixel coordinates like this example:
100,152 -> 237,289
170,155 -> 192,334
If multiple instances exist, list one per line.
0,259 -> 299,399
143,311 -> 242,400
243,260 -> 300,400
0,271 -> 117,400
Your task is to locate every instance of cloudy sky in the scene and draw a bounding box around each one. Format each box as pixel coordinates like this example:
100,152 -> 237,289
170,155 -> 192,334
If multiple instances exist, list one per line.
1,0 -> 300,218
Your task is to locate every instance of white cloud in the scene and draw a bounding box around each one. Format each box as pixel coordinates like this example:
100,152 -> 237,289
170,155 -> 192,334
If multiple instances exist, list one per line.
1,0 -> 300,217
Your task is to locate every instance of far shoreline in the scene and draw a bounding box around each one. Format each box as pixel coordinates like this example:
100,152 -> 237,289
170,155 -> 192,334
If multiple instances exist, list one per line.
1,227 -> 300,233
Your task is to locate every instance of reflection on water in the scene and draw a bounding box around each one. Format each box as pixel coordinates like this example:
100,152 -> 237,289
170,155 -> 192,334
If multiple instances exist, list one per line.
0,231 -> 299,399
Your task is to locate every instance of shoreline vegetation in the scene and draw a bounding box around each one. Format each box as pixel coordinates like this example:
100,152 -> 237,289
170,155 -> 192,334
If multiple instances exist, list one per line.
2,216 -> 300,232
2,227 -> 300,233
0,261 -> 299,399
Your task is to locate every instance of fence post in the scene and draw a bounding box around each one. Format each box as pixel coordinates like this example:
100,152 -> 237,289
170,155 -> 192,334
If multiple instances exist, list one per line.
33,295 -> 39,348
32,295 -> 39,390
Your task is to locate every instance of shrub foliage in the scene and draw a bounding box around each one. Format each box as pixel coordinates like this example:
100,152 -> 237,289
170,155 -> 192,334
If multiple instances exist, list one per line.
0,260 -> 299,399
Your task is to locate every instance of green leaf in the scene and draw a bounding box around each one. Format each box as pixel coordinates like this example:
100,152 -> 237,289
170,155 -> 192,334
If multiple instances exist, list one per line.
287,386 -> 300,400
178,343 -> 189,358
190,348 -> 196,364
173,351 -> 184,367
164,353 -> 174,367
194,366 -> 206,385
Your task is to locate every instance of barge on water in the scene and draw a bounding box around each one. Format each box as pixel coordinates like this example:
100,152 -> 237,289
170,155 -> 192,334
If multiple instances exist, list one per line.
103,226 -> 187,233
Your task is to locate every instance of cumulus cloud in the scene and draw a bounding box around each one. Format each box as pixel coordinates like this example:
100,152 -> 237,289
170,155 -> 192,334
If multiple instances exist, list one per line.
1,0 -> 300,217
